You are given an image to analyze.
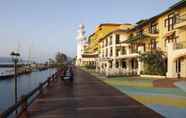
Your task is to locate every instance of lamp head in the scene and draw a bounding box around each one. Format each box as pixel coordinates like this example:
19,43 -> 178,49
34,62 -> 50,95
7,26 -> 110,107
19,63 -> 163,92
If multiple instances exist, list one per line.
10,51 -> 20,63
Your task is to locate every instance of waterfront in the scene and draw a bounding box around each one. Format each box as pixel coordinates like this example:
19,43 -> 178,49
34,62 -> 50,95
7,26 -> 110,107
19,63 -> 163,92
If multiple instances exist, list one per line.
0,0 -> 185,117
0,68 -> 56,111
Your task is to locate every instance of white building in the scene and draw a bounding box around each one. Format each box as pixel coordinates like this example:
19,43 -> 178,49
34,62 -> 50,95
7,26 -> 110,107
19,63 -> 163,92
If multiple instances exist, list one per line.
98,29 -> 139,77
76,24 -> 87,66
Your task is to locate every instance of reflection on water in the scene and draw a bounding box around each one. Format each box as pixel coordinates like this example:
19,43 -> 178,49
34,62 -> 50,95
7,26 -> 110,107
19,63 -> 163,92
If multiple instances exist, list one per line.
0,68 -> 56,111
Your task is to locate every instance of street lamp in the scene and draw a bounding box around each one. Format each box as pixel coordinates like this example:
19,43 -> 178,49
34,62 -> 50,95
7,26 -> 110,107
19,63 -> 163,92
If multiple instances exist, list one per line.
10,51 -> 20,108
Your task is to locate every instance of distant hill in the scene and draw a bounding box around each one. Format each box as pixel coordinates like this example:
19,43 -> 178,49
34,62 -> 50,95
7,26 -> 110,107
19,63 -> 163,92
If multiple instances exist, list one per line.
0,57 -> 12,64
0,57 -> 27,64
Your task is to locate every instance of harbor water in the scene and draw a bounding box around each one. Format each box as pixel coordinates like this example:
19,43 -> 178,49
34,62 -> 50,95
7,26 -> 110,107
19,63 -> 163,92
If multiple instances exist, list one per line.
0,68 -> 56,111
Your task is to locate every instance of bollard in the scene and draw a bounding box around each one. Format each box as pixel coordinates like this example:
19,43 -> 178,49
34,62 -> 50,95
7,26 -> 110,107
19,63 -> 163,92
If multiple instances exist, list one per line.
19,95 -> 28,118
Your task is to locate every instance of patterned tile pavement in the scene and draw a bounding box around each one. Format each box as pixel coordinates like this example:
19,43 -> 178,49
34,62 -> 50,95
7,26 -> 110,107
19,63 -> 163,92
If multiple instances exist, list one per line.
102,77 -> 186,118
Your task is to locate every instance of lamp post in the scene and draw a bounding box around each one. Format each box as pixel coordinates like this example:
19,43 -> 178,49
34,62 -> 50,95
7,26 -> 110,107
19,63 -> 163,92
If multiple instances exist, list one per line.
10,51 -> 20,113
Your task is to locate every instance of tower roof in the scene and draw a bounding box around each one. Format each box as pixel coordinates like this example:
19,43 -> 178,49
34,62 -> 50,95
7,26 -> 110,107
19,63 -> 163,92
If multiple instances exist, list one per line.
79,24 -> 85,29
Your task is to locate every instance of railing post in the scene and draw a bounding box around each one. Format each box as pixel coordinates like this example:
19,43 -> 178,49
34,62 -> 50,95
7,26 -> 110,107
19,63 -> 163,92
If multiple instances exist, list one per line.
39,83 -> 43,95
47,77 -> 50,87
0,112 -> 3,118
19,95 -> 28,118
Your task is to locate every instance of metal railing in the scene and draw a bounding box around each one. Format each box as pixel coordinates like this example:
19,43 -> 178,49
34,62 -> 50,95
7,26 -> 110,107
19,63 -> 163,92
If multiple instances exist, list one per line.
120,49 -> 127,55
175,41 -> 186,49
130,48 -> 138,54
105,68 -> 138,77
0,72 -> 58,118
149,29 -> 159,34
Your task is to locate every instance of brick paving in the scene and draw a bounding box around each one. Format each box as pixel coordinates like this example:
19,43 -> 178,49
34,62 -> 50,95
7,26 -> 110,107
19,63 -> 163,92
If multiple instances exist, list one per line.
29,67 -> 164,118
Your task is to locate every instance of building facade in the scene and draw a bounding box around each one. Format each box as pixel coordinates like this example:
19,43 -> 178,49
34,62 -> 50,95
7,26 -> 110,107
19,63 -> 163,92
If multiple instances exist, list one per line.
79,1 -> 186,78
84,23 -> 129,69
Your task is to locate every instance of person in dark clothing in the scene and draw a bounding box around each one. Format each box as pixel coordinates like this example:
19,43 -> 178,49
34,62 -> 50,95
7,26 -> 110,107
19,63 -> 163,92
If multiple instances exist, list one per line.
69,66 -> 74,82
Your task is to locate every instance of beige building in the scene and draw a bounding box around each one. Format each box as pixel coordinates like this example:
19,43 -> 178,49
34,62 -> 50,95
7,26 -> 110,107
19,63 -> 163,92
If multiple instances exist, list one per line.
84,1 -> 186,78
84,23 -> 128,69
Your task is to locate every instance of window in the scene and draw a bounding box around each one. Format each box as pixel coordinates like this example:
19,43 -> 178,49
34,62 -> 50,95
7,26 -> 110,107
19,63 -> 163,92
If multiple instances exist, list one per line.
150,39 -> 157,50
131,59 -> 138,69
122,60 -> 126,68
176,59 -> 181,73
116,49 -> 120,56
110,47 -> 113,57
164,32 -> 177,48
164,14 -> 177,31
164,40 -> 168,48
149,23 -> 158,34
136,30 -> 143,37
143,44 -> 146,52
121,47 -> 126,55
116,61 -> 119,68
109,61 -> 112,68
131,45 -> 138,53
105,38 -> 108,47
131,59 -> 134,69
105,63 -> 107,68
109,36 -> 112,45
115,34 -> 120,44
106,48 -> 108,57
102,42 -> 104,48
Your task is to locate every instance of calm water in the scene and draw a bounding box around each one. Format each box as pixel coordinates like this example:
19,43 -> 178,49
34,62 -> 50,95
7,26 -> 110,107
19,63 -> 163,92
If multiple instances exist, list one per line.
0,68 -> 56,111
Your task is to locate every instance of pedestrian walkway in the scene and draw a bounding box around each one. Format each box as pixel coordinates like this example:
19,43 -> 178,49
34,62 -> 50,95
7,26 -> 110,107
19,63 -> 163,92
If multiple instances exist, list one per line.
28,67 -> 164,118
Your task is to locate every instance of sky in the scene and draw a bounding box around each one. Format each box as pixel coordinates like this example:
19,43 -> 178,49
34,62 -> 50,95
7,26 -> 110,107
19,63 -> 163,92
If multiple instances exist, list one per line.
0,0 -> 179,62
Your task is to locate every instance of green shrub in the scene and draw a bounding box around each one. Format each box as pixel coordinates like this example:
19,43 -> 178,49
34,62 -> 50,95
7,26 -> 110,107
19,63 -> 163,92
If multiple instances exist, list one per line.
139,50 -> 167,76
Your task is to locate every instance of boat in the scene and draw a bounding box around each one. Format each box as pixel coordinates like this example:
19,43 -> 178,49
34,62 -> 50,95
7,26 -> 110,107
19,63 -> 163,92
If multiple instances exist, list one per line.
0,69 -> 14,79
0,67 -> 32,80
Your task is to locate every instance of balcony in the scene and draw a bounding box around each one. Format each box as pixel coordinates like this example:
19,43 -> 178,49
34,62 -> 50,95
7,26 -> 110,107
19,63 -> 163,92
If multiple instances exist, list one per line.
124,32 -> 151,44
130,48 -> 138,54
175,14 -> 186,29
144,29 -> 159,38
175,41 -> 186,49
116,49 -> 139,59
